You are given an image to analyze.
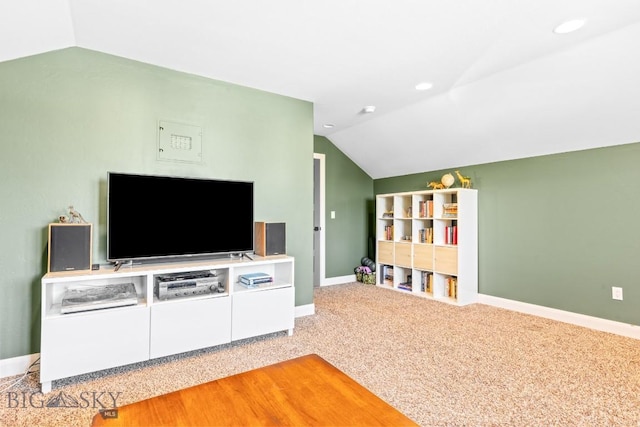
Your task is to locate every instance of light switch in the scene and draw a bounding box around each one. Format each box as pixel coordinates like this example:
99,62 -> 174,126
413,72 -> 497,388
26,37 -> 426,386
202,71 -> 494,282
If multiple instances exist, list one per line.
331,211 -> 336,219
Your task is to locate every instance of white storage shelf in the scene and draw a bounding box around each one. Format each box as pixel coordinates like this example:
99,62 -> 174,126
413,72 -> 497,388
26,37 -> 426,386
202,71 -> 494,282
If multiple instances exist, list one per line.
375,188 -> 477,306
44,274 -> 148,318
151,268 -> 229,304
40,255 -> 295,393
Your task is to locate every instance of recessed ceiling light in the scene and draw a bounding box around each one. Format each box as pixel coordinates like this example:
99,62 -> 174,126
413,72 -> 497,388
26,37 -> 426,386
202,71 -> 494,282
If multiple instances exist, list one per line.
323,123 -> 334,129
553,19 -> 586,34
415,82 -> 433,91
363,106 -> 376,113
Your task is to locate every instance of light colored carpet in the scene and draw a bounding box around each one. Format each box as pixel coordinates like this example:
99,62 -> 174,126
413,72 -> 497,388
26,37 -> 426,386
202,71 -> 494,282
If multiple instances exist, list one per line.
1,282 -> 639,426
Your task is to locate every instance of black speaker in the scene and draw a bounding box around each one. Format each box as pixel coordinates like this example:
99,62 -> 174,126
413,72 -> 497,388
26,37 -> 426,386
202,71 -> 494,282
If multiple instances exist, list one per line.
48,223 -> 92,273
255,222 -> 286,256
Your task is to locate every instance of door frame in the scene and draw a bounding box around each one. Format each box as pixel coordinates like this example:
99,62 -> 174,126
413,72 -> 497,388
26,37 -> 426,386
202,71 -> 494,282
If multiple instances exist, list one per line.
313,153 -> 326,287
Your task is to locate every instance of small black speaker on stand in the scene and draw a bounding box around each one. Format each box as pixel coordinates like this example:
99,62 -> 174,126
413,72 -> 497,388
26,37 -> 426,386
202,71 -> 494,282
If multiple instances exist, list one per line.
255,222 -> 286,256
48,223 -> 93,273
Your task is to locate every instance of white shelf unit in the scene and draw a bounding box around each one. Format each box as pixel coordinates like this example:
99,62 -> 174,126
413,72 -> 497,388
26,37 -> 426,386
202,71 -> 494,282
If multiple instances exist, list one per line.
375,188 -> 477,306
231,260 -> 295,341
40,255 -> 294,393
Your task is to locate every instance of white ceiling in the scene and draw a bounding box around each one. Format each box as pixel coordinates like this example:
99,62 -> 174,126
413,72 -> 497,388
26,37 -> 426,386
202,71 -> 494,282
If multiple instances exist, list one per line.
2,0 -> 640,178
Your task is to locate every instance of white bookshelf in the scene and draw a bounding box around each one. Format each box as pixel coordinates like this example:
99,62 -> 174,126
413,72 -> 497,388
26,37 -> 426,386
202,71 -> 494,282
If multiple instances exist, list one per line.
376,188 -> 477,305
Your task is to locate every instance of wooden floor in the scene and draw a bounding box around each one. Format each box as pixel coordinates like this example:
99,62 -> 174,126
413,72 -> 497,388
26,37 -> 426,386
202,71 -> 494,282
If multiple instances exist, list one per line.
91,353 -> 418,426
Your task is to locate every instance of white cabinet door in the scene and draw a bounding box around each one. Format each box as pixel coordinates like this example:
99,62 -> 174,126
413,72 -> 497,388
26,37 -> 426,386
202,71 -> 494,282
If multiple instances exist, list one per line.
231,287 -> 294,341
40,307 -> 150,383
150,296 -> 232,359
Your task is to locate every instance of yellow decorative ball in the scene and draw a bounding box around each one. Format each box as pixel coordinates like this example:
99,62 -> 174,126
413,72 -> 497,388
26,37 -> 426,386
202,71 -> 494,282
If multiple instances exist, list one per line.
441,173 -> 455,188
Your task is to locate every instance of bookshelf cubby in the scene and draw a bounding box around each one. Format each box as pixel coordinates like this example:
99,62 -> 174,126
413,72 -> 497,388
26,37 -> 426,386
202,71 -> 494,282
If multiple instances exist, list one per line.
375,188 -> 477,305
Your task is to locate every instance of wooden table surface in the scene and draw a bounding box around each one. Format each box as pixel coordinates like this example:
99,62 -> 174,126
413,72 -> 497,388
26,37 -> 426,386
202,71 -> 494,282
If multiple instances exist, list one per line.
91,353 -> 418,426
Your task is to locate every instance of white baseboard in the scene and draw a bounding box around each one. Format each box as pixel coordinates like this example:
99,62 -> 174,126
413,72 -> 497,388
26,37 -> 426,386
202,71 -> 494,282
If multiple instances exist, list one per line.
478,294 -> 640,340
320,274 -> 355,287
295,303 -> 315,317
0,353 -> 40,379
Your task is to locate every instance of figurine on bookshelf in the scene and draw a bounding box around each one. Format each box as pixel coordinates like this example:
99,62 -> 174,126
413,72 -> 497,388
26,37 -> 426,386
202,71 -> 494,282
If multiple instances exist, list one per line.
68,205 -> 87,223
441,173 -> 455,188
455,170 -> 472,189
427,181 -> 445,190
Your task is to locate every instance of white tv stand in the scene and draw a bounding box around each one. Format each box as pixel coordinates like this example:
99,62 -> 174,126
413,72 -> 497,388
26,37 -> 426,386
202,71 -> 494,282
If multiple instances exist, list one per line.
40,255 -> 295,393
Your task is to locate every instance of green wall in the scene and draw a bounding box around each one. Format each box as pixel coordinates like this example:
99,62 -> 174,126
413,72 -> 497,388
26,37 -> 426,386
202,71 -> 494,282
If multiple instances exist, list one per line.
313,136 -> 374,276
0,48 -> 314,360
3,46 -> 637,362
375,142 -> 640,326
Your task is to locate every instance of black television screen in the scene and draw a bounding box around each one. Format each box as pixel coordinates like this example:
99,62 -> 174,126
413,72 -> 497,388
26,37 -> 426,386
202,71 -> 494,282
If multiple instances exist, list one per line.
107,172 -> 254,262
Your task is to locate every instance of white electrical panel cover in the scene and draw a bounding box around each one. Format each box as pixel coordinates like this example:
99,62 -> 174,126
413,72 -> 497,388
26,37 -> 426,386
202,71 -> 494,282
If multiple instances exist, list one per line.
158,120 -> 203,163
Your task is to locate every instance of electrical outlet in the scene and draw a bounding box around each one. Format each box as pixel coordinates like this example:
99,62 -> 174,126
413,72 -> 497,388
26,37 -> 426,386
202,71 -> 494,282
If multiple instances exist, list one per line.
612,286 -> 623,301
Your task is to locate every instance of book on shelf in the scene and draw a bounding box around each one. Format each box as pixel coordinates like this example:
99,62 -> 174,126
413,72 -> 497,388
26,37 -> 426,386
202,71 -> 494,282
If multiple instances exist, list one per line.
444,225 -> 458,245
239,277 -> 272,286
240,276 -> 272,283
446,276 -> 458,298
418,200 -> 434,218
398,282 -> 412,291
239,272 -> 273,287
239,281 -> 259,288
239,279 -> 273,288
442,203 -> 458,218
419,228 -> 433,243
239,272 -> 271,280
421,271 -> 433,293
380,265 -> 394,285
398,273 -> 412,291
384,225 -> 394,240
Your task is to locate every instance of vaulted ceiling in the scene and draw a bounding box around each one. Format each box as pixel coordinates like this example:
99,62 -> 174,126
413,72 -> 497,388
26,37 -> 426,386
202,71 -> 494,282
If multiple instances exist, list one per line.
3,0 -> 640,178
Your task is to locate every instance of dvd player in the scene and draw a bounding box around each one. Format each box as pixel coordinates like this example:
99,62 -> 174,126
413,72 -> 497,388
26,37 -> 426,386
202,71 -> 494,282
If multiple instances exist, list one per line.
154,271 -> 225,300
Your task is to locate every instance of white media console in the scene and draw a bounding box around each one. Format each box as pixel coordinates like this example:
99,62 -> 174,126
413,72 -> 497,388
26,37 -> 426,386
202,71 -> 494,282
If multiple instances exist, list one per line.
40,255 -> 295,393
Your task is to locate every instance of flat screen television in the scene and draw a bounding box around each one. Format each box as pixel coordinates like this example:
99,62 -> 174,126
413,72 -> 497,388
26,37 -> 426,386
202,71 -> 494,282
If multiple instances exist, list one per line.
107,172 -> 254,263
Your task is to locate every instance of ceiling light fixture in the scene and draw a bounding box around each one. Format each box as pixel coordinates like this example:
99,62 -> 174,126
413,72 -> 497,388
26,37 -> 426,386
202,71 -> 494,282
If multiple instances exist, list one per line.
553,19 -> 586,34
323,123 -> 334,129
363,106 -> 376,114
415,82 -> 433,91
